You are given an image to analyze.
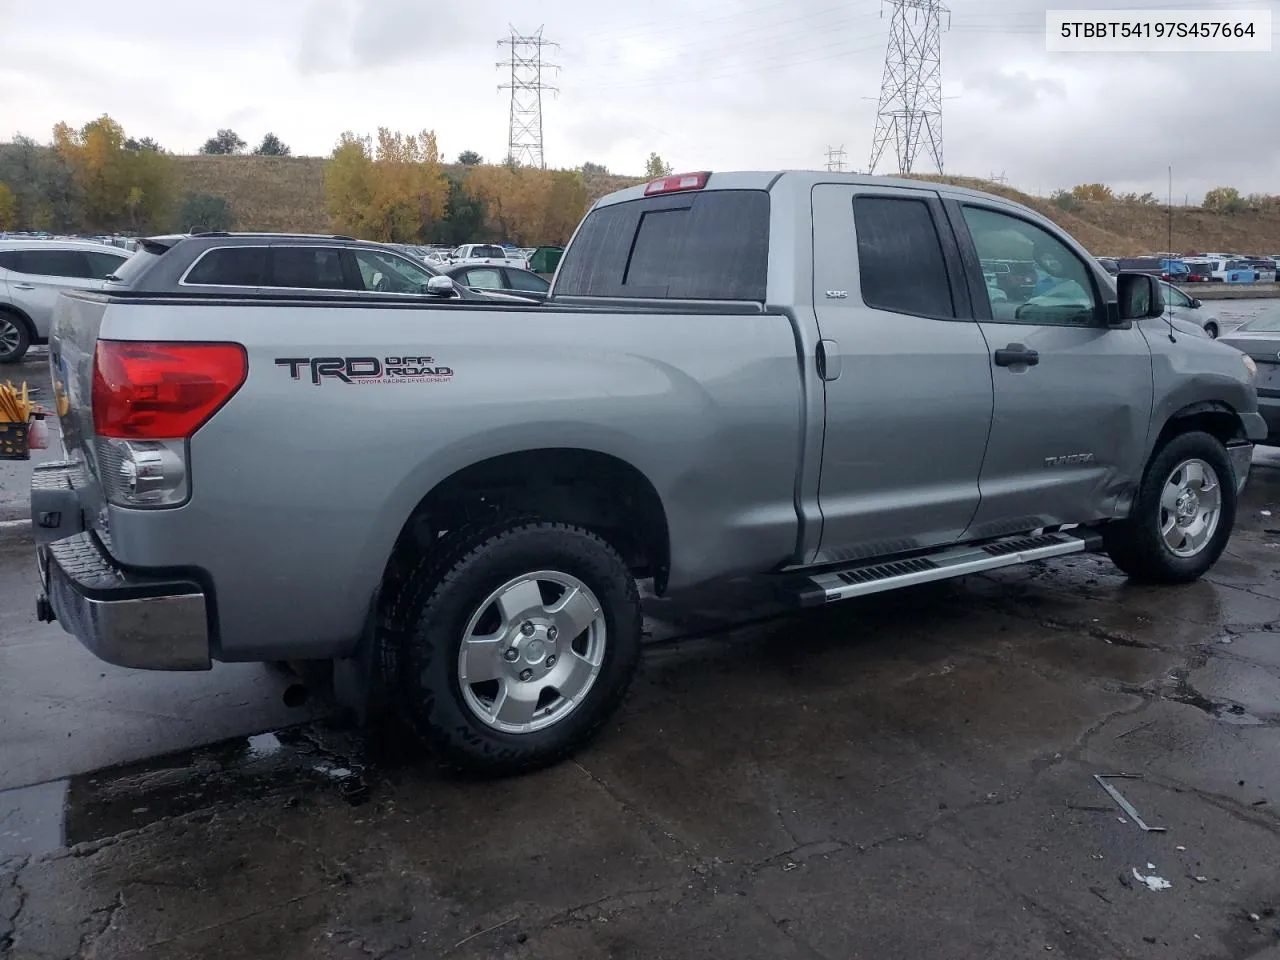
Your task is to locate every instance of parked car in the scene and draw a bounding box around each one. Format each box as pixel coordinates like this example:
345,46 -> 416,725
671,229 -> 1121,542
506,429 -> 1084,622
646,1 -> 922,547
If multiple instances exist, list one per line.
0,238 -> 132,362
449,243 -> 530,271
443,263 -> 551,301
1220,315 -> 1280,441
102,233 -> 536,304
1096,257 -> 1120,275
31,171 -> 1264,776
1158,280 -> 1222,338
1116,257 -> 1164,276
1246,259 -> 1277,282
1182,261 -> 1216,283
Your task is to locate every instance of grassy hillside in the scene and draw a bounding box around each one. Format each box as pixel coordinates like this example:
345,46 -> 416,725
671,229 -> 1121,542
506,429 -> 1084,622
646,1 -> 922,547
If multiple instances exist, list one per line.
170,155 -> 642,235
910,174 -> 1280,257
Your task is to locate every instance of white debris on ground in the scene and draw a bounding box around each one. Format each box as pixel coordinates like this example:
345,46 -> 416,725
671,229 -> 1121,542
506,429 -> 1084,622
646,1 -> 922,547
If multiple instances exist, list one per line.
1131,867 -> 1172,891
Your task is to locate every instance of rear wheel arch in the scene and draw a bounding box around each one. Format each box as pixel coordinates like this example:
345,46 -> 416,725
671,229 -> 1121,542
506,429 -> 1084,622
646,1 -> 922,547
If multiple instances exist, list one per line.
380,447 -> 672,599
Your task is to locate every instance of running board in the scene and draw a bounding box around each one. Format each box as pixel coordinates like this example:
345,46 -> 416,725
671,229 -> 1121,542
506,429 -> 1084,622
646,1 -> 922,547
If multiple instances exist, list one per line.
789,531 -> 1103,607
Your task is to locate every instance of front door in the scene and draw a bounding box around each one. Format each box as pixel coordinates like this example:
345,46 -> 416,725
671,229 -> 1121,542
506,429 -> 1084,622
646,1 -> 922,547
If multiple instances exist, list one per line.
947,200 -> 1154,538
809,184 -> 995,564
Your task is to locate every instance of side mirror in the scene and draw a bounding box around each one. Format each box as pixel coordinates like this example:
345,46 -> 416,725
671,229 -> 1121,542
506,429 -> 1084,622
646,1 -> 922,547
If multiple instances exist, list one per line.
425,276 -> 455,297
1115,272 -> 1165,323
1191,298 -> 1202,309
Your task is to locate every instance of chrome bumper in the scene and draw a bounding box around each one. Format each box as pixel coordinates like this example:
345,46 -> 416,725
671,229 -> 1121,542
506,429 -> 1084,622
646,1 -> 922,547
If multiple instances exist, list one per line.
37,533 -> 211,671
1227,441 -> 1254,494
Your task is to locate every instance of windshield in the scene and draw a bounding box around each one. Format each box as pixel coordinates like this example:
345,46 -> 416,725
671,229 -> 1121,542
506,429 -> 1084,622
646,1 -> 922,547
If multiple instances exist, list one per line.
1242,315 -> 1280,332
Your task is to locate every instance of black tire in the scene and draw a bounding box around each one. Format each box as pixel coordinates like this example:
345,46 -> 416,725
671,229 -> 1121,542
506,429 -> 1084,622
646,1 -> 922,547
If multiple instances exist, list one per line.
1204,322 -> 1219,339
386,517 -> 641,776
1102,430 -> 1236,584
0,311 -> 31,364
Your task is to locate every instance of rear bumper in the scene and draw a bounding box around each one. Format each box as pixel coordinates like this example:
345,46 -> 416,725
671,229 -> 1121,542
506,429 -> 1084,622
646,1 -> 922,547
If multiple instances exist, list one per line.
36,532 -> 211,671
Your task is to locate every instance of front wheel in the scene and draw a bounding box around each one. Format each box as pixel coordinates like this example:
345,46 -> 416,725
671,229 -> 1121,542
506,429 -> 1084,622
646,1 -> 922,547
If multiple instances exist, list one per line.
1204,322 -> 1219,339
1103,430 -> 1236,584
0,312 -> 30,364
390,518 -> 641,775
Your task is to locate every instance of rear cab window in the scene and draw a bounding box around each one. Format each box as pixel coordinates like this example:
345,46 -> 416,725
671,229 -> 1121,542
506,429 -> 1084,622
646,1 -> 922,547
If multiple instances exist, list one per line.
471,245 -> 506,259
555,189 -> 769,300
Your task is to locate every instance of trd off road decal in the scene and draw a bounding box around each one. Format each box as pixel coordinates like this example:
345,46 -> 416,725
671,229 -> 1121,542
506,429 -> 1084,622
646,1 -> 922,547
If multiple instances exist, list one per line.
275,356 -> 454,385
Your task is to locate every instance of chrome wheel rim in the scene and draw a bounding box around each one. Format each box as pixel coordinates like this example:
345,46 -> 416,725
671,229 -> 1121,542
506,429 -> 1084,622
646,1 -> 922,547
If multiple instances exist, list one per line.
456,570 -> 607,734
1160,458 -> 1222,558
0,317 -> 20,358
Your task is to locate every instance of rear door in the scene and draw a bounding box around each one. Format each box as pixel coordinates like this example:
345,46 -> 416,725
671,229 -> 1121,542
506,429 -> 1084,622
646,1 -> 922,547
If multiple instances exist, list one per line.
809,184 -> 994,562
948,200 -> 1153,536
1,249 -> 110,339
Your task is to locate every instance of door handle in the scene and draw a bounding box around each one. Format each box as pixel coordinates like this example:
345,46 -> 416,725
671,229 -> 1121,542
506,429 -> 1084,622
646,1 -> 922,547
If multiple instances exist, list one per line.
11,283 -> 35,290
993,343 -> 1040,367
817,339 -> 842,381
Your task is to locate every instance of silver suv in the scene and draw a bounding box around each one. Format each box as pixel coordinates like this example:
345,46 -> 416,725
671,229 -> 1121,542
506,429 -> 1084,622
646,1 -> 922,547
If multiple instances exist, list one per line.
0,239 -> 133,363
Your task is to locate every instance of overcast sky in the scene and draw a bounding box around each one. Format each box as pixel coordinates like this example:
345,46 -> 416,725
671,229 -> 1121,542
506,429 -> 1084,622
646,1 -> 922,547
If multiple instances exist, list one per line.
1,0 -> 1276,202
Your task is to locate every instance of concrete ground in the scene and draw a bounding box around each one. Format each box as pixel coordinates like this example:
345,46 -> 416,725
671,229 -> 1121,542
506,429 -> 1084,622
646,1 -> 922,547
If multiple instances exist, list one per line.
5,337 -> 1280,957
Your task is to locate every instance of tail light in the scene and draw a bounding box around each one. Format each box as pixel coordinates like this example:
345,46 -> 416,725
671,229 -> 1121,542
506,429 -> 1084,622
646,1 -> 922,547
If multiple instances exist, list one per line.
92,341 -> 246,508
93,340 -> 247,440
644,172 -> 711,196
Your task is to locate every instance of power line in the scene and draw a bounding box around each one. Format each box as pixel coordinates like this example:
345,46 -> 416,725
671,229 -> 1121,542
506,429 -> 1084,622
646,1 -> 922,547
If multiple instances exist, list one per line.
826,145 -> 848,172
497,26 -> 559,169
868,0 -> 950,176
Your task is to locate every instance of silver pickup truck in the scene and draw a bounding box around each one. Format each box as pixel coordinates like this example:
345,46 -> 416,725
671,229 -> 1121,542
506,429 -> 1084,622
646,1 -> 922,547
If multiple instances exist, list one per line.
31,171 -> 1265,775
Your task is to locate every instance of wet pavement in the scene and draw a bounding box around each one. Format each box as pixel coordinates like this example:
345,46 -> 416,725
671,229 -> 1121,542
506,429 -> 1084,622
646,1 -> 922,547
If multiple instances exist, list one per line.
5,358 -> 1280,957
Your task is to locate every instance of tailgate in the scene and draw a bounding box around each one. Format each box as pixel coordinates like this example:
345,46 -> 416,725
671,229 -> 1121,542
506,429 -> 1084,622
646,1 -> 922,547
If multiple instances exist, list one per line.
38,292 -> 111,542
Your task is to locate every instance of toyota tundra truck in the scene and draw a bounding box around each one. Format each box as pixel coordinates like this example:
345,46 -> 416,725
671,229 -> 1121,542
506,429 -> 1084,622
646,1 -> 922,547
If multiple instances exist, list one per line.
30,171 -> 1266,775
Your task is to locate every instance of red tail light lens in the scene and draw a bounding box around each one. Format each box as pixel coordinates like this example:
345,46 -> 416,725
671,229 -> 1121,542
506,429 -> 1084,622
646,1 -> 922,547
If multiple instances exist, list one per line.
93,341 -> 247,439
644,172 -> 710,196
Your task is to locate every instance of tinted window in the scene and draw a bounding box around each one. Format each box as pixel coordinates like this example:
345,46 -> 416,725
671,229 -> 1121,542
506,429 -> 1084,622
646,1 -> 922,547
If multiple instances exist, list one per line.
351,249 -> 434,294
108,248 -> 164,286
853,196 -> 954,319
507,269 -> 550,292
267,247 -> 349,289
85,250 -> 129,279
471,245 -> 506,259
12,249 -> 95,278
962,206 -> 1099,326
555,189 -> 769,300
461,268 -> 504,290
185,247 -> 267,286
0,251 -> 21,271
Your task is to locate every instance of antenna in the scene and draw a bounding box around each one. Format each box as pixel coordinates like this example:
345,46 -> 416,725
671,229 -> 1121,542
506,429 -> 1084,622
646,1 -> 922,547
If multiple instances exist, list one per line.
1166,164 -> 1176,343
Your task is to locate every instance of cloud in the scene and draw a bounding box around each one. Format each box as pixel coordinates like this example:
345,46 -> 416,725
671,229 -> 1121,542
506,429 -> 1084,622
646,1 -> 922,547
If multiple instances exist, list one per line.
961,69 -> 1068,109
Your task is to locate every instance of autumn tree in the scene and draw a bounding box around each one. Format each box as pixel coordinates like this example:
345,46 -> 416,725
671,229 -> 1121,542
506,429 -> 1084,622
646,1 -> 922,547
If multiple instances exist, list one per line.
53,114 -> 174,231
201,129 -> 246,155
1203,186 -> 1243,212
253,133 -> 291,156
323,128 -> 449,242
542,170 -> 588,244
644,153 -> 673,178
1070,183 -> 1113,202
0,183 -> 15,230
464,166 -> 588,246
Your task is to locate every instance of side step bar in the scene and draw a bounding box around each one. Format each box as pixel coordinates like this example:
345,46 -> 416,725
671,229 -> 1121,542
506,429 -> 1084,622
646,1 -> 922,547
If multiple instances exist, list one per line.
790,530 -> 1103,607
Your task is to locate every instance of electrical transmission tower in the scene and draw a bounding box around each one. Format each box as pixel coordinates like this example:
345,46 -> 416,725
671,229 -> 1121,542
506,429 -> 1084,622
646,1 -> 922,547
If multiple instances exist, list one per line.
497,26 -> 559,169
867,0 -> 950,176
825,145 -> 848,172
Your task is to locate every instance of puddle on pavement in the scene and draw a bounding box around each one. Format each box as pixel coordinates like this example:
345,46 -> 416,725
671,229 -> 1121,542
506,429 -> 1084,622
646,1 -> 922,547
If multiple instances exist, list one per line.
1162,673 -> 1268,726
0,718 -> 422,857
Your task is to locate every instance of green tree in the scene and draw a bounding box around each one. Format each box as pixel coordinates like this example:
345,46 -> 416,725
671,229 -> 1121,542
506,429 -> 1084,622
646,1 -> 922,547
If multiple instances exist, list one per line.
1050,189 -> 1080,212
427,175 -> 487,244
252,133 -> 291,156
581,161 -> 609,176
644,153 -> 673,178
1202,186 -> 1243,212
200,129 -> 246,155
53,114 -> 175,231
175,193 -> 235,232
1070,183 -> 1113,202
0,183 -> 15,229
457,150 -> 483,165
542,170 -> 588,244
124,136 -> 164,152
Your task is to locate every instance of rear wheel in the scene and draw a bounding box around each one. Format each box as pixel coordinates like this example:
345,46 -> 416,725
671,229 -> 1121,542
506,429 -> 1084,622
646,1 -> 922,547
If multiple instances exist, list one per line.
0,312 -> 30,364
387,518 -> 641,775
1103,430 -> 1236,584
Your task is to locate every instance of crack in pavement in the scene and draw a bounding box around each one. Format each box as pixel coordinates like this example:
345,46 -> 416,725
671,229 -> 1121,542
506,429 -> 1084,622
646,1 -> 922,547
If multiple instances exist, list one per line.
0,856 -> 30,953
77,889 -> 123,957
573,759 -> 698,864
